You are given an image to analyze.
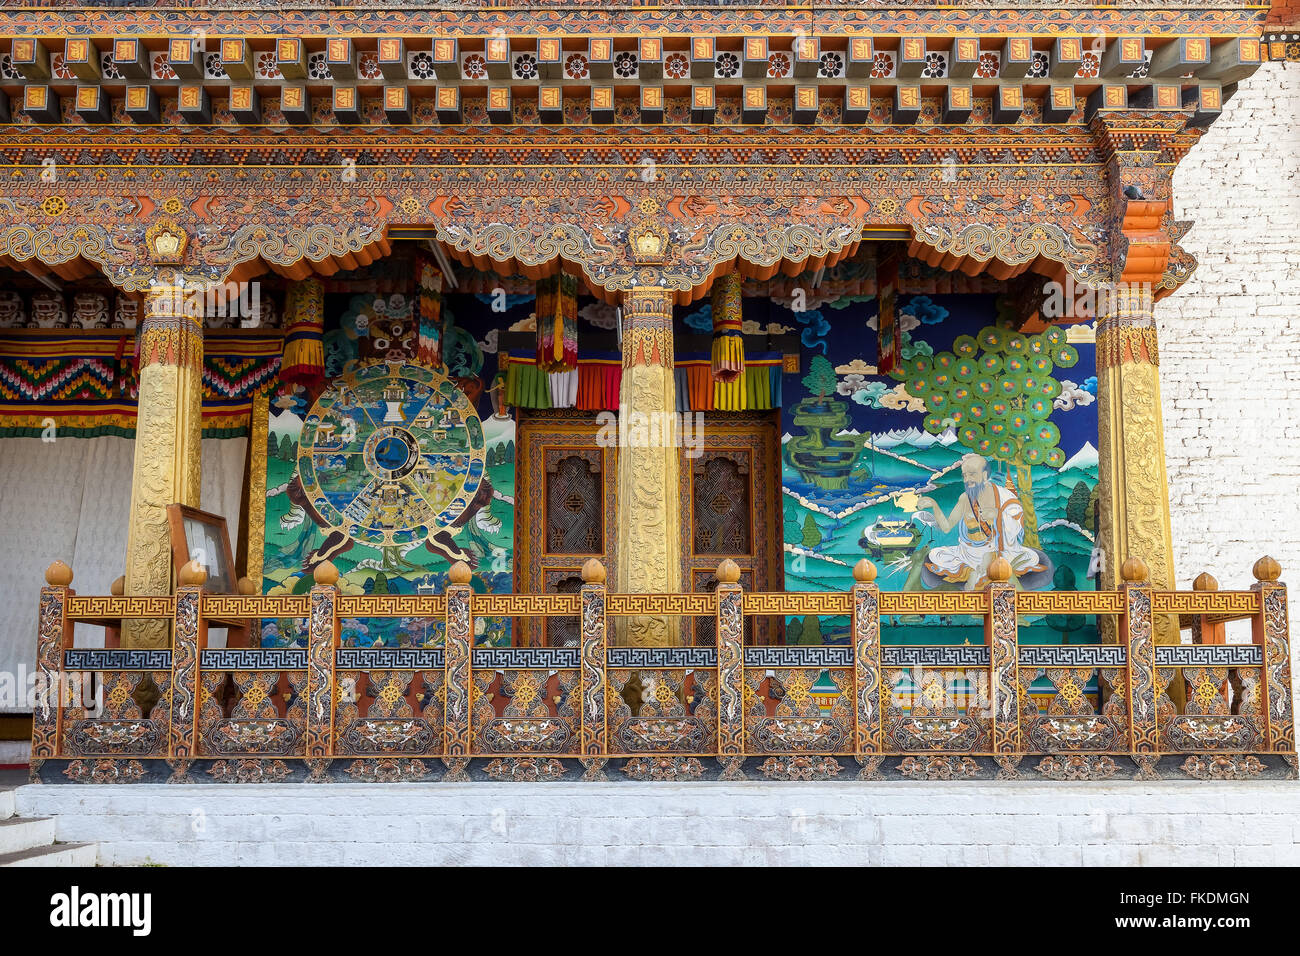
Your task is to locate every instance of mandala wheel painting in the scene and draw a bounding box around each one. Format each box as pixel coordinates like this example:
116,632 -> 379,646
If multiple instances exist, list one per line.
296,362 -> 486,548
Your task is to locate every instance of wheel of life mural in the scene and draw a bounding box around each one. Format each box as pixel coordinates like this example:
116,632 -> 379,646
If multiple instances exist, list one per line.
296,362 -> 486,548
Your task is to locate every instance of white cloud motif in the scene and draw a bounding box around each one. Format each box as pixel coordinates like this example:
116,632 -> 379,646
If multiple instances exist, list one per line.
579,302 -> 619,330
865,313 -> 920,333
1054,380 -> 1096,411
837,373 -> 868,396
742,319 -> 793,335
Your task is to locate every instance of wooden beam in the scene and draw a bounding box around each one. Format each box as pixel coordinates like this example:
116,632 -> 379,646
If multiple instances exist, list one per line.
177,84 -> 211,124
276,37 -> 307,80
22,84 -> 60,123
1150,37 -> 1211,77
65,38 -> 103,81
10,39 -> 51,80
74,84 -> 112,123
281,83 -> 312,124
950,37 -> 980,78
125,84 -> 159,124
376,37 -> 405,80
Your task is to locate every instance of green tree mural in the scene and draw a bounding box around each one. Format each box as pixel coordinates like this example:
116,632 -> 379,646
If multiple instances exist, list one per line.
798,615 -> 823,646
801,512 -> 823,549
802,354 -> 838,400
1045,566 -> 1086,644
785,616 -> 803,644
890,324 -> 1078,547
1066,480 -> 1091,528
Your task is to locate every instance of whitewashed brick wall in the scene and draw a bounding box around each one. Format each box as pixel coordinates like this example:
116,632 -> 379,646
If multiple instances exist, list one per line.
16,781 -> 1300,866
1161,61 -> 1300,633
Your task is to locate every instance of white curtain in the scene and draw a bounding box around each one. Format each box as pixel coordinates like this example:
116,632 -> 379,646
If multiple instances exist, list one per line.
0,436 -> 247,712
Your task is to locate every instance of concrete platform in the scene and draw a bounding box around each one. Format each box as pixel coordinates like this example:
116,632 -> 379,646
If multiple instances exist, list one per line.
14,779 -> 1300,866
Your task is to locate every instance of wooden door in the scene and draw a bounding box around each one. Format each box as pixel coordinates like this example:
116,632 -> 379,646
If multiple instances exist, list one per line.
515,409 -> 783,646
514,410 -> 617,647
680,412 -> 784,645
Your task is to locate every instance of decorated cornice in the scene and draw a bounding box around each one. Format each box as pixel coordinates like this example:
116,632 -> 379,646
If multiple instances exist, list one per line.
0,5 -> 1273,38
0,109 -> 1210,300
0,15 -> 1223,301
0,160 -> 1122,300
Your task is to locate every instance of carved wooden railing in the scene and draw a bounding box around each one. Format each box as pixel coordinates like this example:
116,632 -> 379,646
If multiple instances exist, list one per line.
28,553 -> 1295,784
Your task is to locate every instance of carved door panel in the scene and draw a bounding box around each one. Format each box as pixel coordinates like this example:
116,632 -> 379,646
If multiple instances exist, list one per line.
515,411 -> 617,647
680,413 -> 784,645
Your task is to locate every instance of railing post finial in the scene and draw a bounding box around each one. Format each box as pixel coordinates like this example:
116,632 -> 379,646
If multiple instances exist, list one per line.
716,558 -> 741,584
313,559 -> 340,587
1253,555 -> 1282,584
179,560 -> 207,587
44,560 -> 72,588
1121,555 -> 1149,585
1192,572 -> 1219,592
448,561 -> 472,585
581,558 -> 607,585
853,558 -> 877,584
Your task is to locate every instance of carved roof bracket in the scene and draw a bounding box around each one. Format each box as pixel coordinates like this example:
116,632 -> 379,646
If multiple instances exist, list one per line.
1089,110 -> 1204,298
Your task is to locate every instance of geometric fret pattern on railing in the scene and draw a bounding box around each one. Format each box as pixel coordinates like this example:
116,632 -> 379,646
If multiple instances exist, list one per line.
336,647 -> 444,669
881,645 -> 990,667
65,649 -> 172,671
1019,645 -> 1128,667
200,649 -> 309,671
1154,644 -> 1263,667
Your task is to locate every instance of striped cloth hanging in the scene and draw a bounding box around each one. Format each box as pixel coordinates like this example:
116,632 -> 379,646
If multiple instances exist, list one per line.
577,361 -> 621,410
709,272 -> 745,383
548,368 -> 579,408
535,272 -> 579,372
415,249 -> 444,368
281,278 -> 325,387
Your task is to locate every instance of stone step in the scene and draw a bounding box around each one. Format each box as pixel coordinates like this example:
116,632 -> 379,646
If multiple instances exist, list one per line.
0,842 -> 98,867
0,790 -> 14,821
0,816 -> 56,855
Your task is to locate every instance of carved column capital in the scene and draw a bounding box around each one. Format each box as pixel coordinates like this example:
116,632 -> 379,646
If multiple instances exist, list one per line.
1095,283 -> 1159,369
138,279 -> 206,372
620,285 -> 675,369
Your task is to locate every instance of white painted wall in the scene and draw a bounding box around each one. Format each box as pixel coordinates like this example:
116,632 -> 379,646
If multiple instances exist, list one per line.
1160,61 -> 1300,641
15,781 -> 1300,866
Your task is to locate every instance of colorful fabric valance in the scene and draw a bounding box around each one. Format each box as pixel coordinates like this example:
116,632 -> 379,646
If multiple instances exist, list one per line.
0,331 -> 281,438
503,355 -> 622,411
502,353 -> 783,413
415,248 -> 444,368
676,360 -> 783,412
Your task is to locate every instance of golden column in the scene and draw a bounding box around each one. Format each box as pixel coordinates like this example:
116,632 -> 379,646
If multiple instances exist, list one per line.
1089,111 -> 1200,665
1094,284 -> 1177,646
615,284 -> 682,646
122,280 -> 205,647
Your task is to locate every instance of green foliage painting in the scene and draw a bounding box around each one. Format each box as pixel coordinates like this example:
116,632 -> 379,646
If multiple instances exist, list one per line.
889,323 -> 1079,545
